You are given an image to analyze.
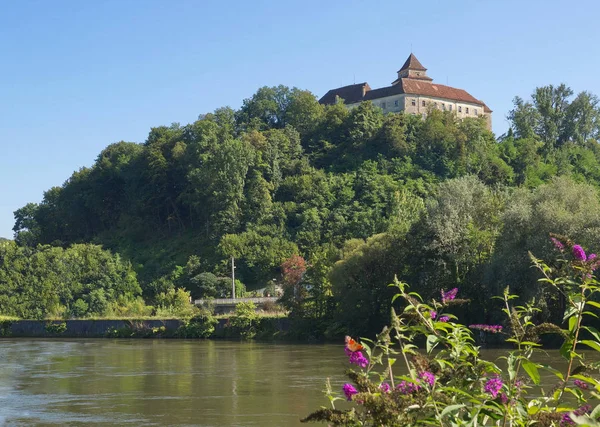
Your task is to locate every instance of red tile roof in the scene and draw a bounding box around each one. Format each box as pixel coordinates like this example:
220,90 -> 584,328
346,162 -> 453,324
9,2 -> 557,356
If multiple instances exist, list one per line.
398,53 -> 427,72
320,79 -> 491,112
400,79 -> 485,108
319,83 -> 370,105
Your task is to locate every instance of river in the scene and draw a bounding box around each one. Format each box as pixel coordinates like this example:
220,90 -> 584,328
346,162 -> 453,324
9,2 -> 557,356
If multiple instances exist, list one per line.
0,339 -> 576,426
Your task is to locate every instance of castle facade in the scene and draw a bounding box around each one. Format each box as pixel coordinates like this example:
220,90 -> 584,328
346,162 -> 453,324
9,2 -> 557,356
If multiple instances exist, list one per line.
319,54 -> 492,130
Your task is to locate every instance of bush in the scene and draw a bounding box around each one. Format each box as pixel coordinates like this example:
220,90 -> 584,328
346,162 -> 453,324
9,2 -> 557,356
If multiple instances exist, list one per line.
229,302 -> 258,339
45,321 -> 67,335
176,312 -> 218,338
304,237 -> 600,426
154,288 -> 198,318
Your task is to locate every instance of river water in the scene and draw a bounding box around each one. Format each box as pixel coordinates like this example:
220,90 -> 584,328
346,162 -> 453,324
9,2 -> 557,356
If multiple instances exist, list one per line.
0,339 -> 574,426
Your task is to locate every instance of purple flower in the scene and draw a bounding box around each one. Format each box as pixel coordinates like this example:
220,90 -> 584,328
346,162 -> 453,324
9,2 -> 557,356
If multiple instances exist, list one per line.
379,382 -> 391,393
430,311 -> 437,319
573,245 -> 587,261
439,316 -> 450,323
342,383 -> 358,401
561,405 -> 592,426
573,379 -> 589,390
484,377 -> 503,398
441,288 -> 458,303
500,393 -> 508,404
469,324 -> 503,333
551,237 -> 565,251
419,371 -> 435,387
588,253 -> 597,262
396,380 -> 420,394
348,350 -> 369,368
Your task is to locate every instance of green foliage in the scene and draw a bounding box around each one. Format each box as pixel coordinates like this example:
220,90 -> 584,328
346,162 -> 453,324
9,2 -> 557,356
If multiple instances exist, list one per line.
9,82 -> 600,338
0,242 -> 143,319
154,288 -> 198,319
105,321 -> 168,338
305,242 -> 600,426
176,311 -> 218,338
228,301 -> 258,339
489,177 -> 600,318
45,321 -> 67,335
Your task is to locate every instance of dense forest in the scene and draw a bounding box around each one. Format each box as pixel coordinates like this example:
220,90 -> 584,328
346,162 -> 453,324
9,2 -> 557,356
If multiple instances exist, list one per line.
5,83 -> 600,336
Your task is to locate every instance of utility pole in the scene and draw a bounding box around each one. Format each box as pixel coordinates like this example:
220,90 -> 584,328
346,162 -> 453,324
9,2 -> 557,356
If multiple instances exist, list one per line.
231,256 -> 236,299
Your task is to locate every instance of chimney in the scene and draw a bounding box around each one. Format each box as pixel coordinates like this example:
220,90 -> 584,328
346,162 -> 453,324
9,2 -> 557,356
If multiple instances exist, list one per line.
362,84 -> 369,97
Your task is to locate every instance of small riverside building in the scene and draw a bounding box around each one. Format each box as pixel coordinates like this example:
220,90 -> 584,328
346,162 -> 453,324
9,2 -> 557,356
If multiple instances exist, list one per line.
319,53 -> 492,130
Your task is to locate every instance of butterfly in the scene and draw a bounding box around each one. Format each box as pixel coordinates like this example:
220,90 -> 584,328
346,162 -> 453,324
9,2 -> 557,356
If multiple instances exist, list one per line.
345,335 -> 364,352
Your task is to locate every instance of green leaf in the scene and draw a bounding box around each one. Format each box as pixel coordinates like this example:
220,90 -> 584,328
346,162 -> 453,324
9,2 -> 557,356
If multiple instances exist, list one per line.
584,326 -> 600,342
426,334 -> 439,353
560,339 -> 573,359
580,339 -> 600,352
441,404 -> 465,418
569,315 -> 578,333
540,364 -> 564,381
522,359 -> 541,385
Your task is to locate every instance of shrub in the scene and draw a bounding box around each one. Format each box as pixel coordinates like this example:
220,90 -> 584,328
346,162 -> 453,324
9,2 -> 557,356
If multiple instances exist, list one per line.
45,321 -> 67,335
229,302 -> 258,339
304,236 -> 600,426
176,312 -> 218,338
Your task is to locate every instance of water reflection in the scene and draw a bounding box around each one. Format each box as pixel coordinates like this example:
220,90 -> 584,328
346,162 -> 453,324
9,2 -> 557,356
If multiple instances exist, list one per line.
0,340 -> 347,426
0,340 -> 587,426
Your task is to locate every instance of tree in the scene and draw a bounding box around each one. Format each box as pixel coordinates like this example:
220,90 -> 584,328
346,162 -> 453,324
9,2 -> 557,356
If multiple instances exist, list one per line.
488,176 -> 600,319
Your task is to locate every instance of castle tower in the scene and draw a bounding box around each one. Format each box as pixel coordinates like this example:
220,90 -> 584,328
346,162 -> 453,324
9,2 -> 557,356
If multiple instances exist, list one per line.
392,53 -> 433,85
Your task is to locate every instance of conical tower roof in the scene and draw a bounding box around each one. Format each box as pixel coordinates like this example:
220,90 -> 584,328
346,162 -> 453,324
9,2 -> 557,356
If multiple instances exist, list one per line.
398,53 -> 427,72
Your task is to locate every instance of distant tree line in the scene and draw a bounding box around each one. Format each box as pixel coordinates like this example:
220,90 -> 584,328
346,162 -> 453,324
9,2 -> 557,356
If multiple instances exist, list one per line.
6,84 -> 600,334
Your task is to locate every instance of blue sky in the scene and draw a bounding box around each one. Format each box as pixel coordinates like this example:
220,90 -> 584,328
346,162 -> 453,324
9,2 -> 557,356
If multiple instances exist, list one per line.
1,0 -> 599,239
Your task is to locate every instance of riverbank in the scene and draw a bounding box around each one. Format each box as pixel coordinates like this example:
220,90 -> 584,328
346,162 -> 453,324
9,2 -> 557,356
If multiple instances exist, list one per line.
0,316 -> 291,339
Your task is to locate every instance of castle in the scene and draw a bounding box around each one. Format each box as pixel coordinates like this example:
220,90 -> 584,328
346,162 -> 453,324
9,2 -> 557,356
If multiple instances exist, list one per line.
319,54 -> 492,130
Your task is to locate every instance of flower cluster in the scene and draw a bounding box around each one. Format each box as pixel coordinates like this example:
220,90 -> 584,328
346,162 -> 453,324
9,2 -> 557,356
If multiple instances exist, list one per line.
573,379 -> 589,390
379,382 -> 390,393
430,311 -> 449,322
469,324 -> 503,333
573,245 -> 587,261
344,346 -> 368,368
342,383 -> 358,401
484,376 -> 503,398
551,237 -> 565,251
441,288 -> 458,303
561,404 -> 592,426
396,371 -> 436,394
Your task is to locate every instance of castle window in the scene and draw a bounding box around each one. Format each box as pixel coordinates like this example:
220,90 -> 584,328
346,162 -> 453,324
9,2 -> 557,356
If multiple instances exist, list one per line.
411,99 -> 416,106
458,106 -> 462,113
442,104 -> 446,111
449,105 -> 453,111
474,108 -> 478,116
395,100 -> 399,107
422,100 -> 426,107
466,107 -> 469,114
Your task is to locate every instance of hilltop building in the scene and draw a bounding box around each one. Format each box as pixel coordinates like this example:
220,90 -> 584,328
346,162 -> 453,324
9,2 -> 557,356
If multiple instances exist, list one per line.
319,54 -> 492,130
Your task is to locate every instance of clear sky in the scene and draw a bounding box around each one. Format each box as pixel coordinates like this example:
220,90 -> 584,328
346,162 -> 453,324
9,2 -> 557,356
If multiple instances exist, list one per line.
1,0 -> 599,239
